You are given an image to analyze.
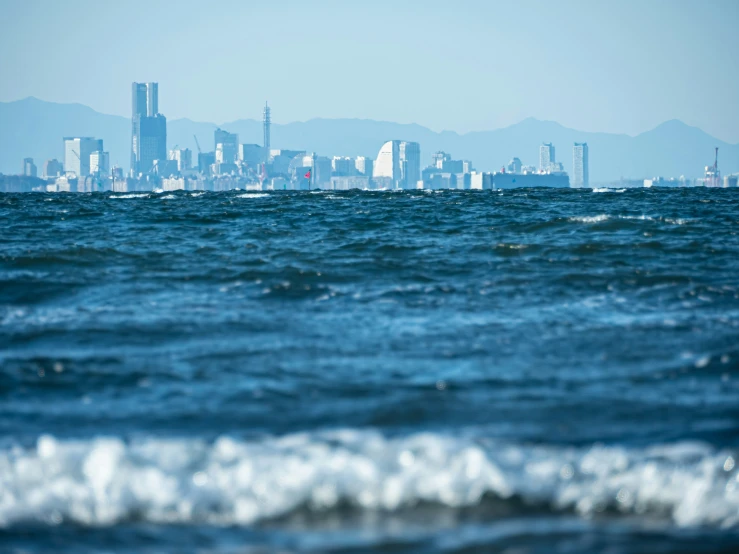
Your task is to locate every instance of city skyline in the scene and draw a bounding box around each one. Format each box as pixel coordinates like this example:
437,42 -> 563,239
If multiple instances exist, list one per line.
1,1 -> 738,143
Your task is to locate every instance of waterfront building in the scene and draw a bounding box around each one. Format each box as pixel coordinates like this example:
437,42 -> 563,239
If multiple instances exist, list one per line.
373,140 -> 421,188
64,137 -> 103,177
23,158 -> 37,177
214,129 -> 239,164
153,159 -> 178,177
43,159 -> 63,178
332,156 -> 356,176
239,144 -> 265,168
131,82 -> 167,174
168,148 -> 192,172
355,156 -> 373,176
432,151 -> 451,169
493,172 -> 570,189
539,143 -> 555,172
573,142 -> 589,187
506,157 -> 522,173
198,152 -> 216,175
89,151 -> 110,176
330,176 -> 371,190
470,171 -> 493,190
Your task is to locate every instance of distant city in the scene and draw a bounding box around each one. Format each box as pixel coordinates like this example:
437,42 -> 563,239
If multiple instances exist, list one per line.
4,83 -> 736,193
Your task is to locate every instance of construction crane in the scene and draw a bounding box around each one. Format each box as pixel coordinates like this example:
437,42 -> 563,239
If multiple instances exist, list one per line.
193,135 -> 202,154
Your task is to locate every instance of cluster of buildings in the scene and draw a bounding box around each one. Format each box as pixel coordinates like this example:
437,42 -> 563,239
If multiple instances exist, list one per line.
11,81 -> 607,193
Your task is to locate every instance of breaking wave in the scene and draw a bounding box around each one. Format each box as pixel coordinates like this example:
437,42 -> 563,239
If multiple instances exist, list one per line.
1,431 -> 737,528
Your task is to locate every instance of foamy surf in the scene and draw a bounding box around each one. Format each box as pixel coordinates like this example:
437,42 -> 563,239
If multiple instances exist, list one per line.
1,431 -> 736,528
111,193 -> 149,199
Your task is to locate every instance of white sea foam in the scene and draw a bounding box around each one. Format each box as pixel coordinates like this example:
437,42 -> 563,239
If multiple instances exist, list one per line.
190,192 -> 206,197
237,194 -> 270,199
592,188 -> 626,193
0,431 -> 737,528
568,215 -> 610,224
111,194 -> 149,199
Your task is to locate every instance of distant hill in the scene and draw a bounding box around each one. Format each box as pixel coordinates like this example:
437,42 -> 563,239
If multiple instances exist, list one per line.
1,97 -> 737,182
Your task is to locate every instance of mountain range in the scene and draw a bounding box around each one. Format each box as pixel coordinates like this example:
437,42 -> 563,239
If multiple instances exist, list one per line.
1,97 -> 737,182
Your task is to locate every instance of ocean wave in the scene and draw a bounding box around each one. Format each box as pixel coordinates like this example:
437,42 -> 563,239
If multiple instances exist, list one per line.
592,188 -> 626,193
237,193 -> 270,199
568,215 -> 610,224
110,193 -> 149,199
1,431 -> 737,528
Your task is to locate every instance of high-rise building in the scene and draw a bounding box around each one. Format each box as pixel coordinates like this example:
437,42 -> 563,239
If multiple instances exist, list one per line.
89,151 -> 110,176
355,156 -> 373,176
64,137 -> 103,177
373,140 -> 421,188
263,102 -> 271,164
43,159 -> 64,178
573,143 -> 589,187
539,143 -> 555,172
168,148 -> 192,172
399,142 -> 421,187
214,129 -> 239,164
432,151 -> 451,169
239,144 -> 265,168
332,156 -> 356,176
131,82 -> 167,174
506,158 -> 522,174
198,152 -> 216,175
23,158 -> 37,177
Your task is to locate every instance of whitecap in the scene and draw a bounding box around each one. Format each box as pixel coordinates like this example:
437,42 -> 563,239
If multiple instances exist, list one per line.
237,194 -> 269,199
568,215 -> 610,224
111,194 -> 149,199
592,188 -> 626,193
0,431 -> 736,528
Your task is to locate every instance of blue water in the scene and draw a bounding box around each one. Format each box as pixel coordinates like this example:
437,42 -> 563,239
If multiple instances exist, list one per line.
1,188 -> 738,553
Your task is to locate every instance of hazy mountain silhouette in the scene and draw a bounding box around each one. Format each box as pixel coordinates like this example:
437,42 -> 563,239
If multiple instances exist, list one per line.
2,97 -> 737,182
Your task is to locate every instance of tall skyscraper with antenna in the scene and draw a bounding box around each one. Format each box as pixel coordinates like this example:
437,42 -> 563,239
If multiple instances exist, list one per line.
263,102 -> 271,164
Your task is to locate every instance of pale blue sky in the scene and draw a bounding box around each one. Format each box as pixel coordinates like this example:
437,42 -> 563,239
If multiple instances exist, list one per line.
1,0 -> 737,141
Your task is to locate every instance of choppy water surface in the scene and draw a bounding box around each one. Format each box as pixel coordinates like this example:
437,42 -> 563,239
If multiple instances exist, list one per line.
1,188 -> 739,553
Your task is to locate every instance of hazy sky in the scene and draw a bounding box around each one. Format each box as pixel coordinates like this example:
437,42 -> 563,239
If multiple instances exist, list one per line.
1,0 -> 738,141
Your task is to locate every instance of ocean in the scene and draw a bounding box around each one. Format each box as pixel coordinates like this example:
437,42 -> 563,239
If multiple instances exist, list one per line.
1,187 -> 738,553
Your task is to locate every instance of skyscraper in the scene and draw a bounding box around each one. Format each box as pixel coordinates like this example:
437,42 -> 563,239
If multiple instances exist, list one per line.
90,151 -> 110,176
399,141 -> 421,187
539,143 -> 555,172
573,143 -> 589,187
355,156 -> 373,176
214,129 -> 239,164
263,102 -> 271,164
131,82 -> 167,174
373,140 -> 421,188
23,158 -> 37,177
64,137 -> 103,177
43,159 -> 63,178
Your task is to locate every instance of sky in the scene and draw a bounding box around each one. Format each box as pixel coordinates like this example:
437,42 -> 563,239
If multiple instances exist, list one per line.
1,0 -> 738,142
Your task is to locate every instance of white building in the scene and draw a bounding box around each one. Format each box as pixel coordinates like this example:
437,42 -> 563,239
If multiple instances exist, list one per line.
89,151 -> 110,176
373,140 -> 420,188
539,143 -> 555,172
355,156 -> 373,176
168,148 -> 192,172
64,137 -> 102,177
332,156 -> 356,176
572,143 -> 589,187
